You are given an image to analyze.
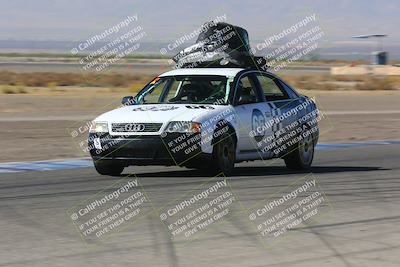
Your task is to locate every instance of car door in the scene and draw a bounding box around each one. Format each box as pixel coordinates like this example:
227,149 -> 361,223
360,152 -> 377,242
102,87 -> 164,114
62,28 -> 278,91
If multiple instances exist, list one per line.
233,72 -> 274,157
255,73 -> 301,154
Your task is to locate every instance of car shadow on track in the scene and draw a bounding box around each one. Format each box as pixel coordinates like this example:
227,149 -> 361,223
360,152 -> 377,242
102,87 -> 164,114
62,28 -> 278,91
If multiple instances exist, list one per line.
127,166 -> 386,178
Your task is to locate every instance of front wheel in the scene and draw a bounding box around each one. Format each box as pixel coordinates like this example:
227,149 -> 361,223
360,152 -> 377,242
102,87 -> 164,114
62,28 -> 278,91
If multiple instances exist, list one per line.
284,132 -> 315,170
94,161 -> 124,176
212,132 -> 236,176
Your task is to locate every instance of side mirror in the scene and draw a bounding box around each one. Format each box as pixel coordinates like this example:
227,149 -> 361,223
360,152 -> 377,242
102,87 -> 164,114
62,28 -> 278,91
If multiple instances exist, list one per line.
121,96 -> 136,105
237,95 -> 255,105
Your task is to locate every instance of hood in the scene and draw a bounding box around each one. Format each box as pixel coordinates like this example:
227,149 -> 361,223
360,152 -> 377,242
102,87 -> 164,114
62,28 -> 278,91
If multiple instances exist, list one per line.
94,104 -> 228,124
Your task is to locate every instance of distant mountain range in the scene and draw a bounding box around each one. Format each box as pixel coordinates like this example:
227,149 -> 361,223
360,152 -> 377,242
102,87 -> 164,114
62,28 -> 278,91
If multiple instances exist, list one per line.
0,40 -> 399,60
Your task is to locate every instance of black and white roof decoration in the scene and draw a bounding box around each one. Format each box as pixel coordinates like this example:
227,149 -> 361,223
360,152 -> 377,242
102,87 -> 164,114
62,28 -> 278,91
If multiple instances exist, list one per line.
172,21 -> 268,70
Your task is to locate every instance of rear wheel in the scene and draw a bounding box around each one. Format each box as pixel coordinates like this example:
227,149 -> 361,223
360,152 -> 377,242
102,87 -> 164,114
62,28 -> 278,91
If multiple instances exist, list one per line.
94,161 -> 124,176
212,132 -> 236,175
284,131 -> 315,170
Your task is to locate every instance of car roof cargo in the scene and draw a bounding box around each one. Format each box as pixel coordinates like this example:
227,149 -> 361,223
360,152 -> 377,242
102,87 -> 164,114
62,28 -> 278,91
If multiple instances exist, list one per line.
172,21 -> 268,70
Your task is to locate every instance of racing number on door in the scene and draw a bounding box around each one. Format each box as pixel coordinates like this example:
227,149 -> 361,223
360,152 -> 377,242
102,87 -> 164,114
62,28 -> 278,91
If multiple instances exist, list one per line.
252,109 -> 266,142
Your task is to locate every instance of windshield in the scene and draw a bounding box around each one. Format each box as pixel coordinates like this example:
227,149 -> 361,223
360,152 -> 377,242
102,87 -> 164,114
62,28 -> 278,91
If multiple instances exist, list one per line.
134,75 -> 229,104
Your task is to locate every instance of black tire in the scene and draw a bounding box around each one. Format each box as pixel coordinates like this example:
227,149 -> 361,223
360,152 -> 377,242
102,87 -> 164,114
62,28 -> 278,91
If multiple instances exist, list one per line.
94,161 -> 124,176
284,131 -> 315,170
212,132 -> 236,176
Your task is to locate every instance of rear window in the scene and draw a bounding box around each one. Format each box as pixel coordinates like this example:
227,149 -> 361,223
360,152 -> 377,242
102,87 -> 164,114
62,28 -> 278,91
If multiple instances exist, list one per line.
256,74 -> 290,101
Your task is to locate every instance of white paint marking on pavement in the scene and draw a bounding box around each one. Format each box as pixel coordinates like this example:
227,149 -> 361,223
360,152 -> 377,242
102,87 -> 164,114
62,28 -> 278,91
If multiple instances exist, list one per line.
0,140 -> 399,173
1,110 -> 400,122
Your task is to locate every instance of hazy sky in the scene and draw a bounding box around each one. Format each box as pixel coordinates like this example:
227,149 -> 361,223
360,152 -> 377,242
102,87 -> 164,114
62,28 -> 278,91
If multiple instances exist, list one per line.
0,0 -> 399,44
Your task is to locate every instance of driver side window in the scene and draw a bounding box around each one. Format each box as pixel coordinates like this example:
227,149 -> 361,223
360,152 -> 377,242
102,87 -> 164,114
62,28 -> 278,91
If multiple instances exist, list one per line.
235,74 -> 262,105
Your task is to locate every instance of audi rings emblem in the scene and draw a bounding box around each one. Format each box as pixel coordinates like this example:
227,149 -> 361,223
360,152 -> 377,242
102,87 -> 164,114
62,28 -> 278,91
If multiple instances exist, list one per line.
124,123 -> 145,132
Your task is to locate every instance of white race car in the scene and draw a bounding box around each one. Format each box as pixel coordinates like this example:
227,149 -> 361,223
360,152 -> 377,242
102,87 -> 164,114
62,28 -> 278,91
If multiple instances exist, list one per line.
88,68 -> 319,176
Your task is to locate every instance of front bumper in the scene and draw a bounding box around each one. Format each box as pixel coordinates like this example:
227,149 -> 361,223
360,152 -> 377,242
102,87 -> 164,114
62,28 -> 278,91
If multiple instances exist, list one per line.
88,133 -> 211,166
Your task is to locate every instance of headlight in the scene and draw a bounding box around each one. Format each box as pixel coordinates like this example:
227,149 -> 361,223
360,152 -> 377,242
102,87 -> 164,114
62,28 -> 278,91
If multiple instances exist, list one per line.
164,121 -> 201,133
89,122 -> 109,133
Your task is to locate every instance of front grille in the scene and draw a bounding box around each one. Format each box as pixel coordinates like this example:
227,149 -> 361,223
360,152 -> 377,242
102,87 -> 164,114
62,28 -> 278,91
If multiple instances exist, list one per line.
111,123 -> 162,133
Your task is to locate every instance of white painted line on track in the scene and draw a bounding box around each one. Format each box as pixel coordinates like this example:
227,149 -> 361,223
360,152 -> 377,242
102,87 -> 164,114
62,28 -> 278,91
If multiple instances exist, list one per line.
0,140 -> 399,173
1,110 -> 400,122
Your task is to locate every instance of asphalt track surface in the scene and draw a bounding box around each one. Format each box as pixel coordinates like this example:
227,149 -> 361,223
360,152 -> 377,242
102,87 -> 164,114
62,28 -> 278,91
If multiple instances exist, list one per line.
1,144 -> 399,267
